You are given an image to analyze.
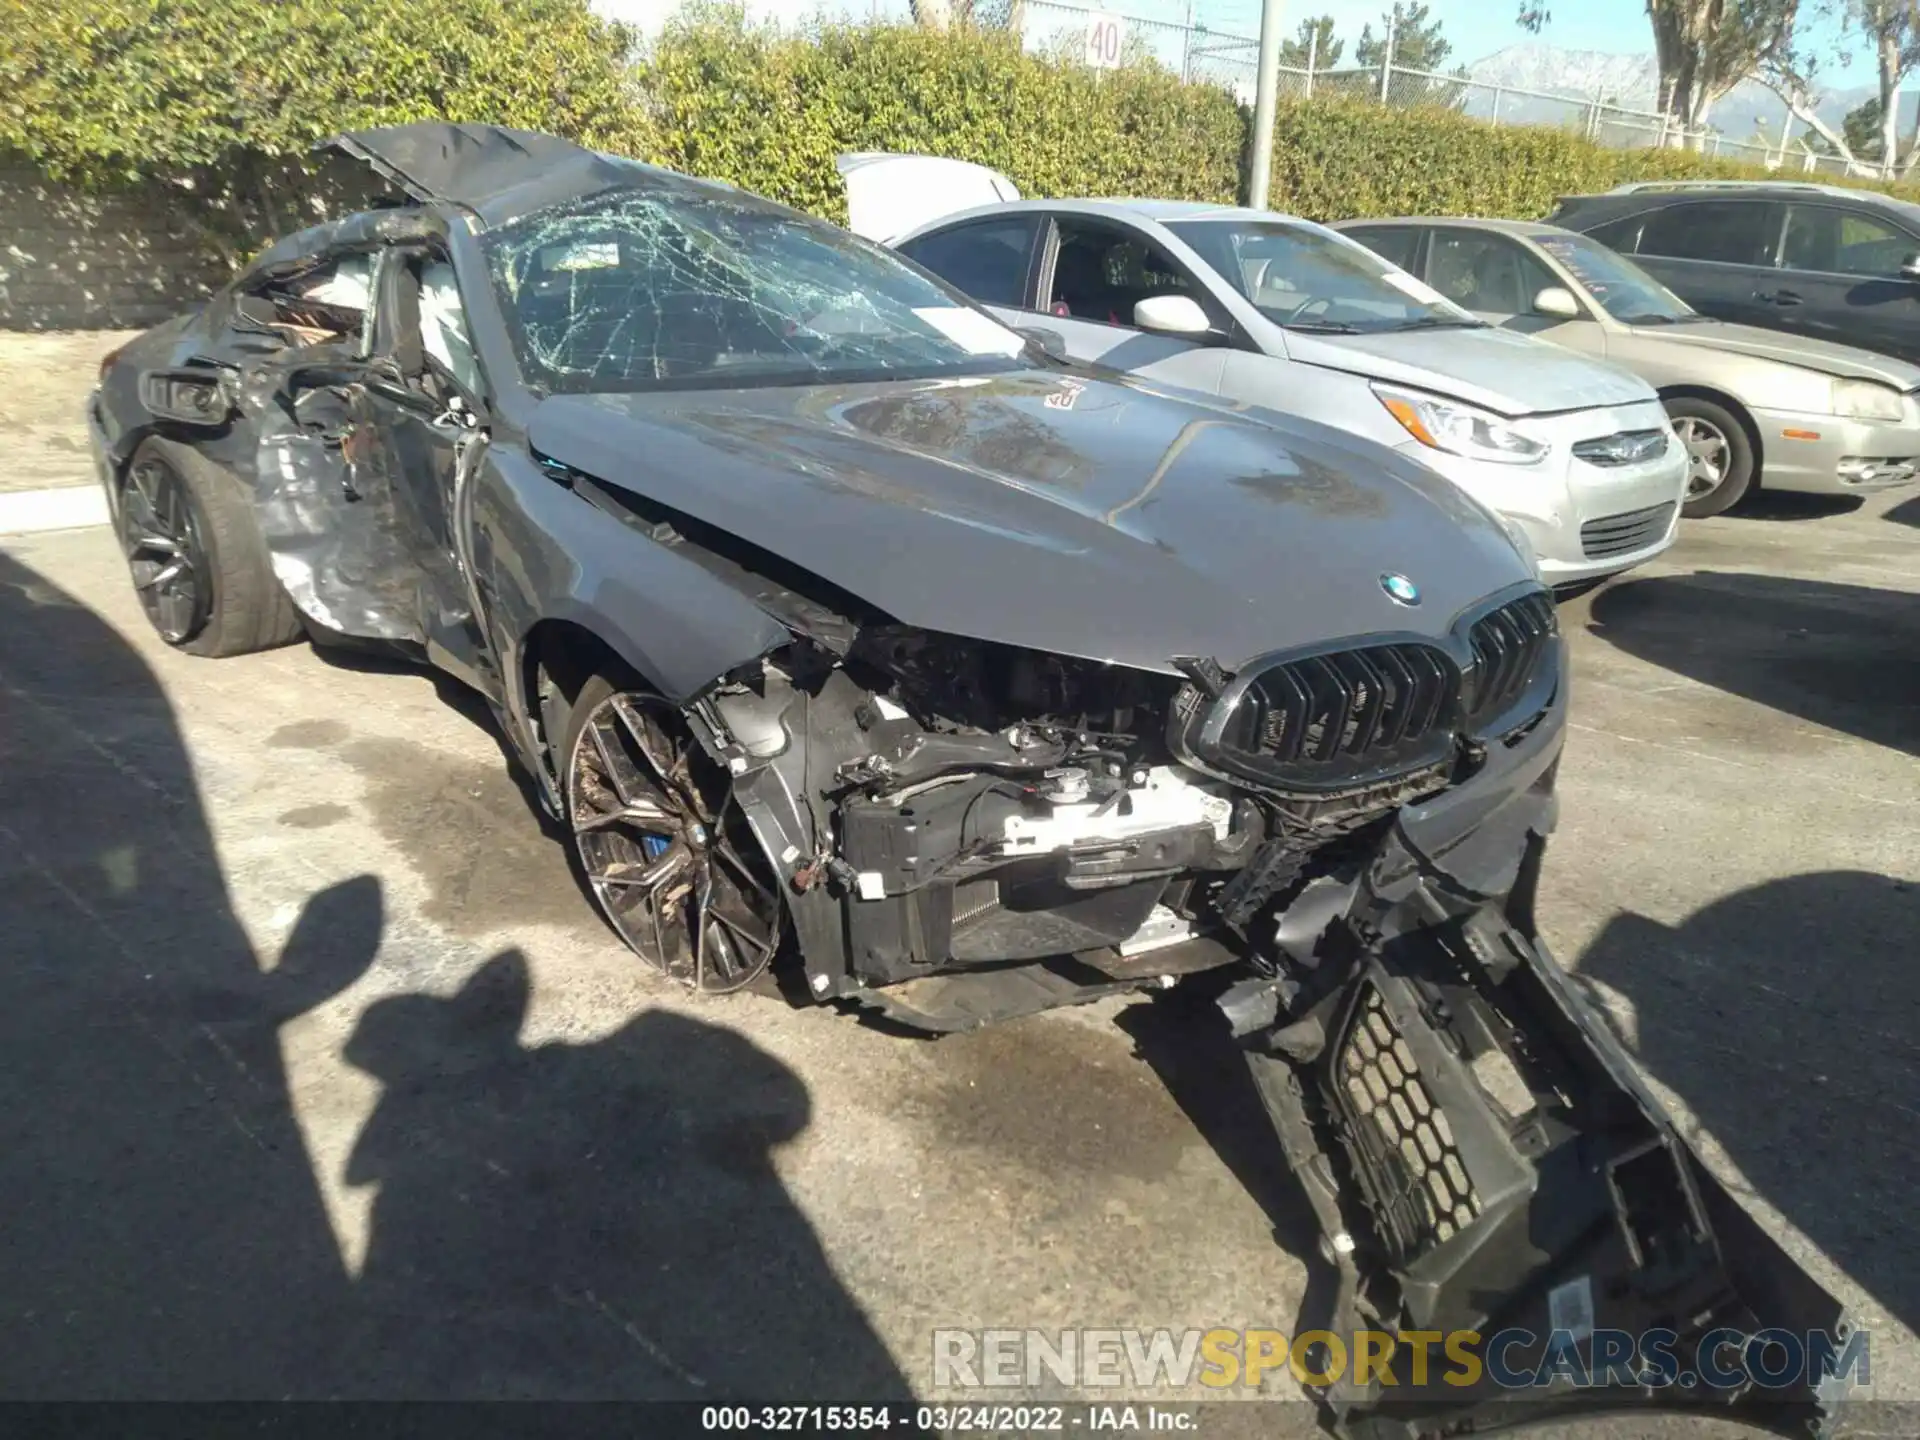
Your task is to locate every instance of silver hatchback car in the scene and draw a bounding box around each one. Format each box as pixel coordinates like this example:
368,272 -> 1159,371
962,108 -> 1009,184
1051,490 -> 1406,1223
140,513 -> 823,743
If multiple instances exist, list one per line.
839,153 -> 1689,590
1336,215 -> 1920,517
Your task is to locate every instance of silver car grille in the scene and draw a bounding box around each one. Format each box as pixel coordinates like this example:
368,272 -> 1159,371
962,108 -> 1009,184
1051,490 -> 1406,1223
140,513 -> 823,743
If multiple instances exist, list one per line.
1581,502 -> 1676,560
1572,429 -> 1670,466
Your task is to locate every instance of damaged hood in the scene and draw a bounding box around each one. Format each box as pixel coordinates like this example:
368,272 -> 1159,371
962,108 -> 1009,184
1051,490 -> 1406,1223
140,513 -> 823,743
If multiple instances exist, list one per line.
526,370 -> 1532,673
1284,324 -> 1655,417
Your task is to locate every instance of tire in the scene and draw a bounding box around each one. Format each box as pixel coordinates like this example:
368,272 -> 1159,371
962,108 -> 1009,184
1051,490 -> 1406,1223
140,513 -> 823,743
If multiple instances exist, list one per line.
116,436 -> 303,657
559,670 -> 784,992
1664,397 -> 1756,519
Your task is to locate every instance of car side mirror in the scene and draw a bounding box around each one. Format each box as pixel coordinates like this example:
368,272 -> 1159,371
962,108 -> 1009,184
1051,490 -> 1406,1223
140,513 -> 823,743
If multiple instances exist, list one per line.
1133,294 -> 1214,338
1532,286 -> 1582,319
1014,325 -> 1068,362
1899,254 -> 1920,281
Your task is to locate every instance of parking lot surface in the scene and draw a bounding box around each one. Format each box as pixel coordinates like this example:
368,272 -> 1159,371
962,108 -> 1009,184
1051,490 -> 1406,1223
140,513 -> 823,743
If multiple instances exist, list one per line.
1,481 -> 1915,1429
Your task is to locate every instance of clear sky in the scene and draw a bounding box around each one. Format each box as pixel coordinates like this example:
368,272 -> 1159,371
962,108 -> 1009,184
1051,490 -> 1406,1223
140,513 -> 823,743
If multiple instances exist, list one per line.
597,0 -> 1881,89
1194,0 -> 1874,86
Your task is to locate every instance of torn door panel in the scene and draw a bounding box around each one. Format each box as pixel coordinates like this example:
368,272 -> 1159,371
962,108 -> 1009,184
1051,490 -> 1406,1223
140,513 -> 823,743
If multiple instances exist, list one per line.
245,363 -> 427,643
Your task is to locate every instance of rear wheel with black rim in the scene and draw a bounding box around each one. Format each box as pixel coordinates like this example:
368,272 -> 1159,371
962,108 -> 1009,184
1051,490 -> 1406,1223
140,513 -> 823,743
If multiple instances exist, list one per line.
1663,397 -> 1756,519
116,437 -> 303,656
561,672 -> 784,993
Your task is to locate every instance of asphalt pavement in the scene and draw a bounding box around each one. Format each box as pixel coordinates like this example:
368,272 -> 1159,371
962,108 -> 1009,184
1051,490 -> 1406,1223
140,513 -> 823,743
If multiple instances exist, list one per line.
0,484 -> 1914,1431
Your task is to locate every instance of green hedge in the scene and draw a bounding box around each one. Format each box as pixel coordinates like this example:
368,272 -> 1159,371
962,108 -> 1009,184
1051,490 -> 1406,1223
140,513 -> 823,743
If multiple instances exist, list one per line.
3,0 -> 1911,263
630,12 -> 1916,225
634,12 -> 1244,224
1257,98 -> 1911,220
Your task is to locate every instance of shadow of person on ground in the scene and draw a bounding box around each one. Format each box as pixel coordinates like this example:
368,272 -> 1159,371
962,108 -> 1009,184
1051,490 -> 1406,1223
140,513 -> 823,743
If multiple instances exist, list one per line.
0,546 -> 908,1400
339,951 -> 908,1398
1588,571 -> 1920,757
0,547 -> 378,1396
1575,870 -> 1920,1336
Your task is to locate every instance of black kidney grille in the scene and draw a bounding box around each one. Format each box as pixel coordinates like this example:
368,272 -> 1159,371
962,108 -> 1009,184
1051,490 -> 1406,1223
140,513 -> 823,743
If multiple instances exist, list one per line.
1222,643 -> 1458,782
1466,591 -> 1556,723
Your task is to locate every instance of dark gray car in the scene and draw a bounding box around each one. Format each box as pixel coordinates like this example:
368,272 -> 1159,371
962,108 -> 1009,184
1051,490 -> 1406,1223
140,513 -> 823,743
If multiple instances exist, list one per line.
1549,180 -> 1920,366
88,124 -> 1845,1430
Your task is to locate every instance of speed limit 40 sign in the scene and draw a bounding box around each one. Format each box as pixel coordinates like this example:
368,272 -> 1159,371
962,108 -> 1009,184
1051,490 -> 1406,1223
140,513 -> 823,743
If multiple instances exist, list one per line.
1084,12 -> 1127,69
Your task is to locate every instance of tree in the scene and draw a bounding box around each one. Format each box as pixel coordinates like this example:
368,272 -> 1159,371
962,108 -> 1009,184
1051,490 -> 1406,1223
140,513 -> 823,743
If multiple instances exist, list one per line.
1356,2 -> 1454,73
1519,0 -> 1806,145
1843,0 -> 1920,174
1280,16 -> 1343,70
0,0 -> 646,263
1844,95 -> 1887,158
911,0 -> 967,29
1354,3 -> 1465,107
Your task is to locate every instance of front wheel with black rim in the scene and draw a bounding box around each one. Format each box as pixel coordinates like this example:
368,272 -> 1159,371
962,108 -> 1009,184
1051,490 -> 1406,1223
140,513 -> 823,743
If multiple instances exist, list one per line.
562,673 -> 784,993
1663,397 -> 1756,519
116,437 -> 303,656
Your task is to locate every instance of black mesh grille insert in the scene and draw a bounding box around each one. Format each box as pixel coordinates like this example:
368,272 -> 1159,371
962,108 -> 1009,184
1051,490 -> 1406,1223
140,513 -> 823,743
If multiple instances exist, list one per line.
1337,984 -> 1483,1261
1465,591 -> 1556,725
1581,501 -> 1676,559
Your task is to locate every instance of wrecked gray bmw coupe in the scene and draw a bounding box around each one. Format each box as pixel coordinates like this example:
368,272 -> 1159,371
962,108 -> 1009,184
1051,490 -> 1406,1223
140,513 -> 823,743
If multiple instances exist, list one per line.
91,125 -> 1846,1433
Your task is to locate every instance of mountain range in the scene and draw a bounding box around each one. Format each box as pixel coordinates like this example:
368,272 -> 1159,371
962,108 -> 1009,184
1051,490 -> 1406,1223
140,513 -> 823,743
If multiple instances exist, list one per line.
1462,41 -> 1920,146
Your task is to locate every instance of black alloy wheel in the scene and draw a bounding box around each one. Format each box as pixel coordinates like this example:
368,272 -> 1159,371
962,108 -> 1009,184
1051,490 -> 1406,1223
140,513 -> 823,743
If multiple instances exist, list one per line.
117,452 -> 212,645
564,679 -> 783,993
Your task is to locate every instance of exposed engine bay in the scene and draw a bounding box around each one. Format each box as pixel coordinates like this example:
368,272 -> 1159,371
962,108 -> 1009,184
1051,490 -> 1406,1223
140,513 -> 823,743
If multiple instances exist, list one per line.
637,488 -> 1565,1030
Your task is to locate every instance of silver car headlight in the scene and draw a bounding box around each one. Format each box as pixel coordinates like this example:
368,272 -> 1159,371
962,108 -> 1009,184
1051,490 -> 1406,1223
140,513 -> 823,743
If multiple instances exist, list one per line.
1372,383 -> 1550,466
1831,378 -> 1908,423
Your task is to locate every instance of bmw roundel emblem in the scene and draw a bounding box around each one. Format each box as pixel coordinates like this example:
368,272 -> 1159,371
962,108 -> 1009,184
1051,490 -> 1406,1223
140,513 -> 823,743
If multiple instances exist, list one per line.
1380,572 -> 1421,607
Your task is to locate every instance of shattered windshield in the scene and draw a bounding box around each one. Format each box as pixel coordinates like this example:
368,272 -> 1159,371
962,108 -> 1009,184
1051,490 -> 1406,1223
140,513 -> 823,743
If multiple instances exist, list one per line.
1536,234 -> 1698,324
1166,218 -> 1481,334
484,185 -> 1035,393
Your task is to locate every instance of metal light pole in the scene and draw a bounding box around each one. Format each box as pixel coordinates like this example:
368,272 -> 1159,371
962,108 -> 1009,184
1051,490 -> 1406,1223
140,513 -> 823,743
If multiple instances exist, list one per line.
1247,0 -> 1286,209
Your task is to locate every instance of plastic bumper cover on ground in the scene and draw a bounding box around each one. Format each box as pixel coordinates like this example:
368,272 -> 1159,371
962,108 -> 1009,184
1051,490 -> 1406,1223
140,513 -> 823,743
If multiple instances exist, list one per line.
1220,675 -> 1852,1438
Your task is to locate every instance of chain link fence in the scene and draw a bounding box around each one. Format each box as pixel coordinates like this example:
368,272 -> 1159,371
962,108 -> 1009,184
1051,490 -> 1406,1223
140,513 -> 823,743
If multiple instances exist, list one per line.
1017,0 -> 1871,177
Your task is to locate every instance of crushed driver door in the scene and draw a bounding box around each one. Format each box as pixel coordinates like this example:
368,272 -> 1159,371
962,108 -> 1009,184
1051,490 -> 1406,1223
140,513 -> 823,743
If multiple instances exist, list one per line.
245,243 -> 491,676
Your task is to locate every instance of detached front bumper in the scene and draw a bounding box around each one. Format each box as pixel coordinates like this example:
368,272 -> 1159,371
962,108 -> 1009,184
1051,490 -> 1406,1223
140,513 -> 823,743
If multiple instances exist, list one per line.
1222,706 -> 1852,1438
1751,407 -> 1920,495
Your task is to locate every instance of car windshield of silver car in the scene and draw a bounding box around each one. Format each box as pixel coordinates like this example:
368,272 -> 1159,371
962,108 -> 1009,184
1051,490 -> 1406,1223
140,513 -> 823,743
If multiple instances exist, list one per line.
1167,219 -> 1486,335
1537,234 -> 1705,326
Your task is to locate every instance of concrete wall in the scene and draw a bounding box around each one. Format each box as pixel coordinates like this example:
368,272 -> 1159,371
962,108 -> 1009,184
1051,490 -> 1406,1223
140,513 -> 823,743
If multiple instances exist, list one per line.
1,155 -> 227,331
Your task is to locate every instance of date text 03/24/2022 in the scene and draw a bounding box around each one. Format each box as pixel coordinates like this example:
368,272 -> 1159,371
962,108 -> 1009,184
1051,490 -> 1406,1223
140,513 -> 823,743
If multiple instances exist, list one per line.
699,1406 -> 1195,1433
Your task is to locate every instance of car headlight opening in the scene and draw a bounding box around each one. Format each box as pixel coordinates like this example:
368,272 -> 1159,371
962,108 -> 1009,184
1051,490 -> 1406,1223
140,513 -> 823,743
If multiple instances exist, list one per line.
1373,384 -> 1549,465
1832,378 -> 1908,423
